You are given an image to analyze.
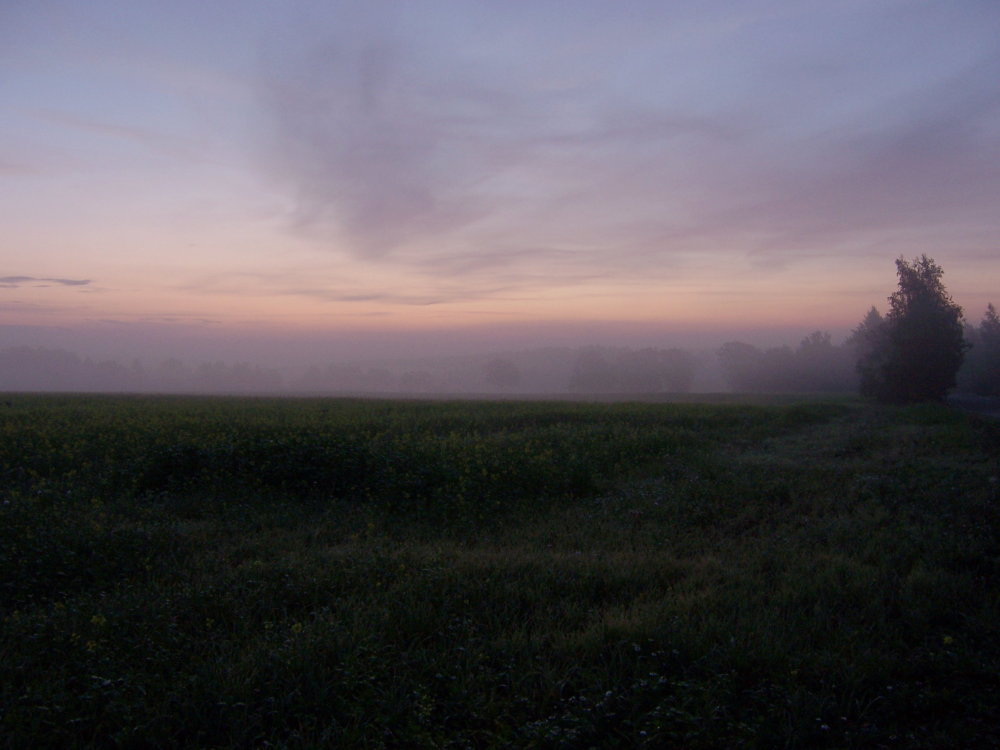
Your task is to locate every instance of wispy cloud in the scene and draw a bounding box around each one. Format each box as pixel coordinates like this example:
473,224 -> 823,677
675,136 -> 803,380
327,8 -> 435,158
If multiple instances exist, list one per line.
259,42 -> 501,257
32,109 -> 208,163
256,21 -> 732,267
255,3 -> 1000,287
0,276 -> 92,289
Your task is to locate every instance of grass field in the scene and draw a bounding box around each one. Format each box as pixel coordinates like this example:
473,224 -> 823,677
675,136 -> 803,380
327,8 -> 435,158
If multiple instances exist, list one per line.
2,394 -> 999,748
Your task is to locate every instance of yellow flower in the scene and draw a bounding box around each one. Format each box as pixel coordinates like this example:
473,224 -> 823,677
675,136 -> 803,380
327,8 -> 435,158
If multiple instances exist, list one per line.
942,635 -> 954,646
291,622 -> 303,634
90,614 -> 107,627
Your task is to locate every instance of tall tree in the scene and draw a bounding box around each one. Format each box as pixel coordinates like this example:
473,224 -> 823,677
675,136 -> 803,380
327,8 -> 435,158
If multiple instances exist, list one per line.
855,256 -> 966,403
979,303 -> 1000,350
849,306 -> 888,400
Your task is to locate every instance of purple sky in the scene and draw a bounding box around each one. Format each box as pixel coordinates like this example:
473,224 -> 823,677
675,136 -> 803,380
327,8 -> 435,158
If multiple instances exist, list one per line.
2,1 -> 998,365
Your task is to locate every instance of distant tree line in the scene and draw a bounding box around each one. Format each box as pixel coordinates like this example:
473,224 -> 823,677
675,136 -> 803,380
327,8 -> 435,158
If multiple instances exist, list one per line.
716,257 -> 998,401
958,303 -> 1000,397
716,331 -> 856,393
4,274 -> 996,397
0,347 -> 144,392
0,349 -> 471,394
0,348 -> 281,394
568,347 -> 696,393
297,364 -> 396,392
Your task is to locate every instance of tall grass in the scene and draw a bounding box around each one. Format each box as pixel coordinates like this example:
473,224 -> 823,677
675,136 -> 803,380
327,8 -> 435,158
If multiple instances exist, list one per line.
1,395 -> 998,747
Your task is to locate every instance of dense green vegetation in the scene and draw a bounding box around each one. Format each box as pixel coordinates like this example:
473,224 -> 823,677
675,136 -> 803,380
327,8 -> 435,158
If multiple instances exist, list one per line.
2,395 -> 998,748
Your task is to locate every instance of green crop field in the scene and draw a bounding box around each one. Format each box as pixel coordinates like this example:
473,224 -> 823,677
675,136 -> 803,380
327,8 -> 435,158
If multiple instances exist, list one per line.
2,394 -> 998,748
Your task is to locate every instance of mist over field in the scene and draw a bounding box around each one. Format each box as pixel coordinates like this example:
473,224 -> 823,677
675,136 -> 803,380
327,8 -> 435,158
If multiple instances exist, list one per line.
4,268 -> 997,397
0,319 -> 878,396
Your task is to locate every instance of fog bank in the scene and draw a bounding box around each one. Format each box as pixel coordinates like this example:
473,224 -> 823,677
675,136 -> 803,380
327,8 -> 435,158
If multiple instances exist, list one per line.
0,327 -> 866,397
0,320 -> 853,372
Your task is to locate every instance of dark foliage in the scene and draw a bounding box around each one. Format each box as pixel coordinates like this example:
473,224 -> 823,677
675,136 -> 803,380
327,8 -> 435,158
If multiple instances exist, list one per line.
958,303 -> 1000,396
853,256 -> 966,403
717,332 -> 855,393
0,347 -> 282,393
617,348 -> 696,393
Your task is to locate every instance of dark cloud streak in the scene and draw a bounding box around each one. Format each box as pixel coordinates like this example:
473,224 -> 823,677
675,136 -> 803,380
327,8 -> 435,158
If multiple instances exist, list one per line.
256,17 -> 732,269
0,276 -> 92,288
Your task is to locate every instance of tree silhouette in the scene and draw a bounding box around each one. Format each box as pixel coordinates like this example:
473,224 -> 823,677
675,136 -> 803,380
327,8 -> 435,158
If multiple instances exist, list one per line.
718,334 -> 854,393
617,348 -> 696,393
854,255 -> 966,403
848,306 -> 888,398
958,303 -> 1000,396
792,331 -> 856,392
717,341 -> 769,392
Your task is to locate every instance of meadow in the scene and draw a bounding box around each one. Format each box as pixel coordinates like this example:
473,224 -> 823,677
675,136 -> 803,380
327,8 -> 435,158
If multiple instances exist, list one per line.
1,394 -> 998,748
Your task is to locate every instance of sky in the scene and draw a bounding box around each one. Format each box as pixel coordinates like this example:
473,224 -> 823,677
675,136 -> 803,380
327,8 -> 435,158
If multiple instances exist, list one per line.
2,0 -> 999,365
